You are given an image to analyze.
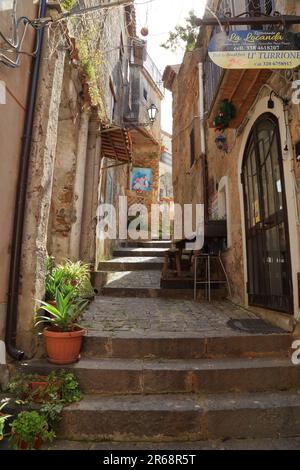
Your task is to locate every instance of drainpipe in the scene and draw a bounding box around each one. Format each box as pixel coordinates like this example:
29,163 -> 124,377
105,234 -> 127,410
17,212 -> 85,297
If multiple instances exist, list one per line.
198,62 -> 208,220
5,0 -> 47,360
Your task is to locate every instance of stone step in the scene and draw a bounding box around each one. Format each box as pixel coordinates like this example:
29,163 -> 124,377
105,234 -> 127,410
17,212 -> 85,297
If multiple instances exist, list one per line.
113,248 -> 169,258
57,391 -> 300,442
120,240 -> 172,249
100,287 -> 226,300
82,332 -> 292,360
98,258 -> 164,272
20,357 -> 300,395
37,436 -> 300,450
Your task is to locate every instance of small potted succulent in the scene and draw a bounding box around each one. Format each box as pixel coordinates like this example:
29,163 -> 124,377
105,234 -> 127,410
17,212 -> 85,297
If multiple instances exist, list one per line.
9,411 -> 55,450
35,290 -> 89,364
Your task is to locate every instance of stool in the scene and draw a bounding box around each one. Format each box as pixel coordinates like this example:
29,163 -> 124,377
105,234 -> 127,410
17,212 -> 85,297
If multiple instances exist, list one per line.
193,253 -> 231,301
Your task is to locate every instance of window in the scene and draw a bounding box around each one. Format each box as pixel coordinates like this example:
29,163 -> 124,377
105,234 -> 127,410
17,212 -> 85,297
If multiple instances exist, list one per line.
143,88 -> 148,101
109,80 -> 117,122
119,33 -> 125,77
190,128 -> 196,167
247,0 -> 274,16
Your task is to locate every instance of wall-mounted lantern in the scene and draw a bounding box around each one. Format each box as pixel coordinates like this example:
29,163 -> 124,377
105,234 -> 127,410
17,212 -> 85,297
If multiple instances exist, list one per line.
147,104 -> 158,124
295,140 -> 300,162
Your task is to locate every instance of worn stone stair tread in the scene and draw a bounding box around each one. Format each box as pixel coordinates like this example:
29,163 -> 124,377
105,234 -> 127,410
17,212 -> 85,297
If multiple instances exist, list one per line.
38,436 -> 300,450
20,356 -> 300,395
22,356 -> 296,372
113,248 -> 169,258
60,390 -> 300,412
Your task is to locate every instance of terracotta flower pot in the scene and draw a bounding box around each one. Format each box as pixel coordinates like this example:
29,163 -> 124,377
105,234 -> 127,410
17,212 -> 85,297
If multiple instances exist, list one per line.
13,435 -> 43,450
28,377 -> 48,402
43,327 -> 85,365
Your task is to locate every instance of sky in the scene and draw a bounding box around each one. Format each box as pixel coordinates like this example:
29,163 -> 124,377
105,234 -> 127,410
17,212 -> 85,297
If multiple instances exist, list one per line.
135,0 -> 207,134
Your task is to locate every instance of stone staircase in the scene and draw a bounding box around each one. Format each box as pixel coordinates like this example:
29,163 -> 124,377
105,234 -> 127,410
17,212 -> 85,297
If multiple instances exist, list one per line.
20,331 -> 300,442
16,240 -> 300,445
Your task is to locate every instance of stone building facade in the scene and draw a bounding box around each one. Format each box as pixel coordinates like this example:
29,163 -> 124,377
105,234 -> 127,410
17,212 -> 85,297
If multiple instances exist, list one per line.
164,0 -> 300,331
0,0 -> 162,357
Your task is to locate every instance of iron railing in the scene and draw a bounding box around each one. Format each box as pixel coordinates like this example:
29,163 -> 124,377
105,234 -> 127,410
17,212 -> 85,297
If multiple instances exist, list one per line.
204,54 -> 224,113
143,52 -> 164,95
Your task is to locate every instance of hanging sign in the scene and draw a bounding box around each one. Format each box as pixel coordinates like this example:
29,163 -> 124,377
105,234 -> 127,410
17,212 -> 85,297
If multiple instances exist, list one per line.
208,30 -> 300,69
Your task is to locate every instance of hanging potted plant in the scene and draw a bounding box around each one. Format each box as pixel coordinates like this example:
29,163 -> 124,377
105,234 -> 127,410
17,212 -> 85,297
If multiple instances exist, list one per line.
213,99 -> 236,131
34,290 -> 89,365
9,411 -> 55,450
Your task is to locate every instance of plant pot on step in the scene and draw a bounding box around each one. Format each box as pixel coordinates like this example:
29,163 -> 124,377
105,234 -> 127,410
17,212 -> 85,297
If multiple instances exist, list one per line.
43,327 -> 85,365
34,289 -> 89,365
13,435 -> 43,450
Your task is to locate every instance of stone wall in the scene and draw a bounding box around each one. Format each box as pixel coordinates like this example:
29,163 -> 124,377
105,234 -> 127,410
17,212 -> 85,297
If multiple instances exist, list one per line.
167,0 -> 300,324
171,49 -> 203,208
47,60 -> 83,263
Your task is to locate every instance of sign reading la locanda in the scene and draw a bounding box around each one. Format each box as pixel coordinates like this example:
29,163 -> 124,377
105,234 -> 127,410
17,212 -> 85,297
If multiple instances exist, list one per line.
208,30 -> 300,69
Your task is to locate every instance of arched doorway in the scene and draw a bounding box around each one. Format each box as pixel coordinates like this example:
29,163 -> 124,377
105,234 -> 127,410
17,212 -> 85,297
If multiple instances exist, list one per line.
241,113 -> 293,314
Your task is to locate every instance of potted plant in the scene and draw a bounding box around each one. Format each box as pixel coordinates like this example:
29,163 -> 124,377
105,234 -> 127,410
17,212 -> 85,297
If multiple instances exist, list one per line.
35,290 -> 89,364
7,373 -> 48,402
9,411 -> 55,450
0,399 -> 11,441
45,258 -> 94,303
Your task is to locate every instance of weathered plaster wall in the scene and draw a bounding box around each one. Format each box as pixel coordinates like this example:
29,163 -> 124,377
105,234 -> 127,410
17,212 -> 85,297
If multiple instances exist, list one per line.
17,35 -> 66,356
47,60 -> 83,263
0,0 -> 37,340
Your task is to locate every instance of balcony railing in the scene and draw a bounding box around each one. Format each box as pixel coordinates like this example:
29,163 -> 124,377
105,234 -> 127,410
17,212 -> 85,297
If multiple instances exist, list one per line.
143,52 -> 164,95
204,54 -> 224,113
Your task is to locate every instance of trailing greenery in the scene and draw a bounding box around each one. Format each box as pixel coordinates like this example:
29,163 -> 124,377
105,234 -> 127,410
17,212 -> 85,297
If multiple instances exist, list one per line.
161,10 -> 200,52
9,411 -> 55,450
78,31 -> 107,121
60,0 -> 77,11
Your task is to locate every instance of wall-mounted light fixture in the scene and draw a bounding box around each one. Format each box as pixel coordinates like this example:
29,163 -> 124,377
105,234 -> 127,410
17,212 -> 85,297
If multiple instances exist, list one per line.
215,134 -> 228,153
124,103 -> 159,129
295,140 -> 300,162
147,103 -> 158,124
268,90 -> 289,109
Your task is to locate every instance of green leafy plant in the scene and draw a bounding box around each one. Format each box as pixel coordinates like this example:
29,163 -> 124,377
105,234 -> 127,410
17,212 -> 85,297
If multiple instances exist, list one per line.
9,411 -> 55,450
213,100 -> 236,131
0,399 -> 11,441
45,258 -> 93,301
35,290 -> 89,332
7,371 -> 82,405
56,260 -> 94,298
161,10 -> 200,52
40,403 -> 63,432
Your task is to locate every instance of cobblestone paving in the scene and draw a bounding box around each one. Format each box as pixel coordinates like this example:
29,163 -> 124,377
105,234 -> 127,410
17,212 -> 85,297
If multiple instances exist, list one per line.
105,270 -> 161,288
83,297 -> 270,338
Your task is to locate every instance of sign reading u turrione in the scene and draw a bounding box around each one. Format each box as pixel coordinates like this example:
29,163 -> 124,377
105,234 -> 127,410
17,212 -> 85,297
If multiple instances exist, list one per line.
208,30 -> 300,69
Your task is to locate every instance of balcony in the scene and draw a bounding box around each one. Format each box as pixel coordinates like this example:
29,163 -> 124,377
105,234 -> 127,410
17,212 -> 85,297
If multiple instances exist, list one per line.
143,53 -> 165,96
204,54 -> 272,129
